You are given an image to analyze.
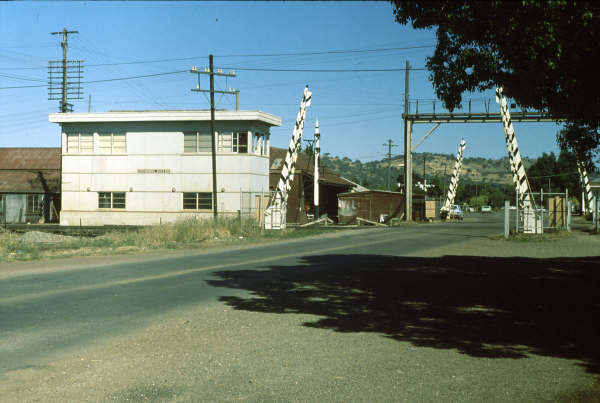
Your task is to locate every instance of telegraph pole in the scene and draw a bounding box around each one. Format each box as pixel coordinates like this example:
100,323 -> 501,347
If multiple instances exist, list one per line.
314,120 -> 320,219
423,153 -> 426,191
209,55 -> 217,218
49,28 -> 82,113
383,139 -> 397,190
403,60 -> 412,219
51,29 -> 78,113
190,55 -> 237,219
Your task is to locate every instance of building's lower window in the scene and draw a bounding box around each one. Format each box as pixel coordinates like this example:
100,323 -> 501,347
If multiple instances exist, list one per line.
183,192 -> 213,210
98,192 -> 126,209
27,194 -> 42,214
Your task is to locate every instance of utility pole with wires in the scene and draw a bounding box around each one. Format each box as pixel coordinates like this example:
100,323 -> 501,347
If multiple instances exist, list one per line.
383,139 -> 398,190
313,119 -> 320,219
49,28 -> 83,113
190,55 -> 237,218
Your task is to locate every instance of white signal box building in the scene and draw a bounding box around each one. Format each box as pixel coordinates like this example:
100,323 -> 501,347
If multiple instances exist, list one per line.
49,110 -> 281,226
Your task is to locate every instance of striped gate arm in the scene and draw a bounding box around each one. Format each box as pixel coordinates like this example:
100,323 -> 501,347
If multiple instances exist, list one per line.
495,87 -> 535,208
442,138 -> 466,212
577,160 -> 594,213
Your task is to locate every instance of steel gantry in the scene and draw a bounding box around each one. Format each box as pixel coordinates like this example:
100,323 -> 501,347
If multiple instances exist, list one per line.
402,107 -> 558,222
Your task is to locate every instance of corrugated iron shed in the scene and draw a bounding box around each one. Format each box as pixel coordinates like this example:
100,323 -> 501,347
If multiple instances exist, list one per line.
338,190 -> 425,224
269,147 -> 351,187
0,148 -> 61,193
269,147 -> 353,223
0,148 -> 60,170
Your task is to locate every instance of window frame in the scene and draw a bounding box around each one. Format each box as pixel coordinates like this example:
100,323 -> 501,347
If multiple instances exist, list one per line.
99,132 -> 126,154
184,131 -> 212,153
253,132 -> 266,156
98,192 -> 126,209
66,133 -> 93,153
26,194 -> 42,215
183,192 -> 213,210
217,131 -> 248,154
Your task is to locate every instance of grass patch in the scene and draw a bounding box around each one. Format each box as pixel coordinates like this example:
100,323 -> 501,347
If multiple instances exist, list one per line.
500,228 -> 573,242
0,218 -> 334,262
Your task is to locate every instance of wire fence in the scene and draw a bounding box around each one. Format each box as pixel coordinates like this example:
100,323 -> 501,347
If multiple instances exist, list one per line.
514,190 -> 571,233
239,189 -> 274,230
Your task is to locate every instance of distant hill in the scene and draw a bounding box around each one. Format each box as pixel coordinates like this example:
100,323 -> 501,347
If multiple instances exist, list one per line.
320,152 -> 535,189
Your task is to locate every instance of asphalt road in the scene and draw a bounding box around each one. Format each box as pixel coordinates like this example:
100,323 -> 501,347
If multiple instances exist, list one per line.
0,215 -> 500,374
2,212 -> 599,401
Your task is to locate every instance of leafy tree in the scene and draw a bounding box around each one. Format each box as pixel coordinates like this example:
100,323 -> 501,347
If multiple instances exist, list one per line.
526,150 -> 581,194
557,122 -> 600,168
391,1 -> 600,153
469,195 -> 489,210
489,190 -> 506,207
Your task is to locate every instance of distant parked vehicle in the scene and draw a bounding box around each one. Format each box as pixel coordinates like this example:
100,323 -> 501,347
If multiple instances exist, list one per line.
450,205 -> 464,220
463,204 -> 475,213
481,205 -> 492,213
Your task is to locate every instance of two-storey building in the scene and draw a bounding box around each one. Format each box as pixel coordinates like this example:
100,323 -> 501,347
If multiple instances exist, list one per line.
49,110 -> 281,226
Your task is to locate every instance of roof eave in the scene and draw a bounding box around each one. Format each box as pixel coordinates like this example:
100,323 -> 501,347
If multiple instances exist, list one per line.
49,110 -> 282,127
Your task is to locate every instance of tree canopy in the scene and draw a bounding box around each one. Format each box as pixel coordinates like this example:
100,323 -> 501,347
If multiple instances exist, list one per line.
391,1 -> 600,159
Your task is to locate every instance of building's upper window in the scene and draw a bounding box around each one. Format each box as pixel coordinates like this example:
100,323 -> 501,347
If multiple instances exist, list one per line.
99,133 -> 126,153
66,133 -> 93,153
98,192 -> 126,209
27,194 -> 42,214
218,132 -> 233,153
237,132 -> 248,153
218,132 -> 248,153
254,133 -> 266,156
184,132 -> 211,153
183,192 -> 212,210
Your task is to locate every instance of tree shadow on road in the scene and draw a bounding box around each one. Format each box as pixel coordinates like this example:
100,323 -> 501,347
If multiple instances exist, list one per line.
207,254 -> 600,373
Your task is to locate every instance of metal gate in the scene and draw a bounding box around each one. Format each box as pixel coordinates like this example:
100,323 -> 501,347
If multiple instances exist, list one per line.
240,189 -> 274,230
514,189 -> 571,233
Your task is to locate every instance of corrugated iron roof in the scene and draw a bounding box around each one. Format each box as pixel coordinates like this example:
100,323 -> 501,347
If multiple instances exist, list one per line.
270,147 -> 353,187
0,148 -> 61,193
0,171 -> 60,193
0,148 -> 61,170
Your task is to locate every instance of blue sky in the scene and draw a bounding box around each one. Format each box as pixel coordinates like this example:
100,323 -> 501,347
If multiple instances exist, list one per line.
0,1 -> 562,161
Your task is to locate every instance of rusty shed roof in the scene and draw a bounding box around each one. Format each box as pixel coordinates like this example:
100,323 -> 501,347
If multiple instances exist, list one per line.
0,148 -> 61,170
269,147 -> 353,187
0,148 -> 61,193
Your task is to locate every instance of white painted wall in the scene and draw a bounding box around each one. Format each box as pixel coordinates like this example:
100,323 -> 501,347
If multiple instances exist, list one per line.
58,118 -> 275,226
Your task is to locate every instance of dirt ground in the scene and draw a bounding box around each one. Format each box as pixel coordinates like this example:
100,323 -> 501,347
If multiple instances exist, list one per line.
1,227 -> 599,402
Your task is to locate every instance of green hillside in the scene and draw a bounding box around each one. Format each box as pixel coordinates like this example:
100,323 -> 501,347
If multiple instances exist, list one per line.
320,152 -> 535,189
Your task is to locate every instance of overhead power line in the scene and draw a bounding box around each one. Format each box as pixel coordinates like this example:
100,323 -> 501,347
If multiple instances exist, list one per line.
214,45 -> 433,58
220,67 -> 425,72
0,44 -> 433,70
0,69 -> 190,90
0,72 -> 46,82
0,66 -> 424,90
84,69 -> 189,84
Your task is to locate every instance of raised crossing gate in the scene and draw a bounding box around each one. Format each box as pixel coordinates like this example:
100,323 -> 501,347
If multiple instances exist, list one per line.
496,87 -> 541,233
264,86 -> 312,229
442,138 -> 466,213
577,160 -> 594,214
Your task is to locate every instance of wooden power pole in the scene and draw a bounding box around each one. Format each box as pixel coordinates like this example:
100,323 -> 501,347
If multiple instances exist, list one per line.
190,55 -> 237,218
